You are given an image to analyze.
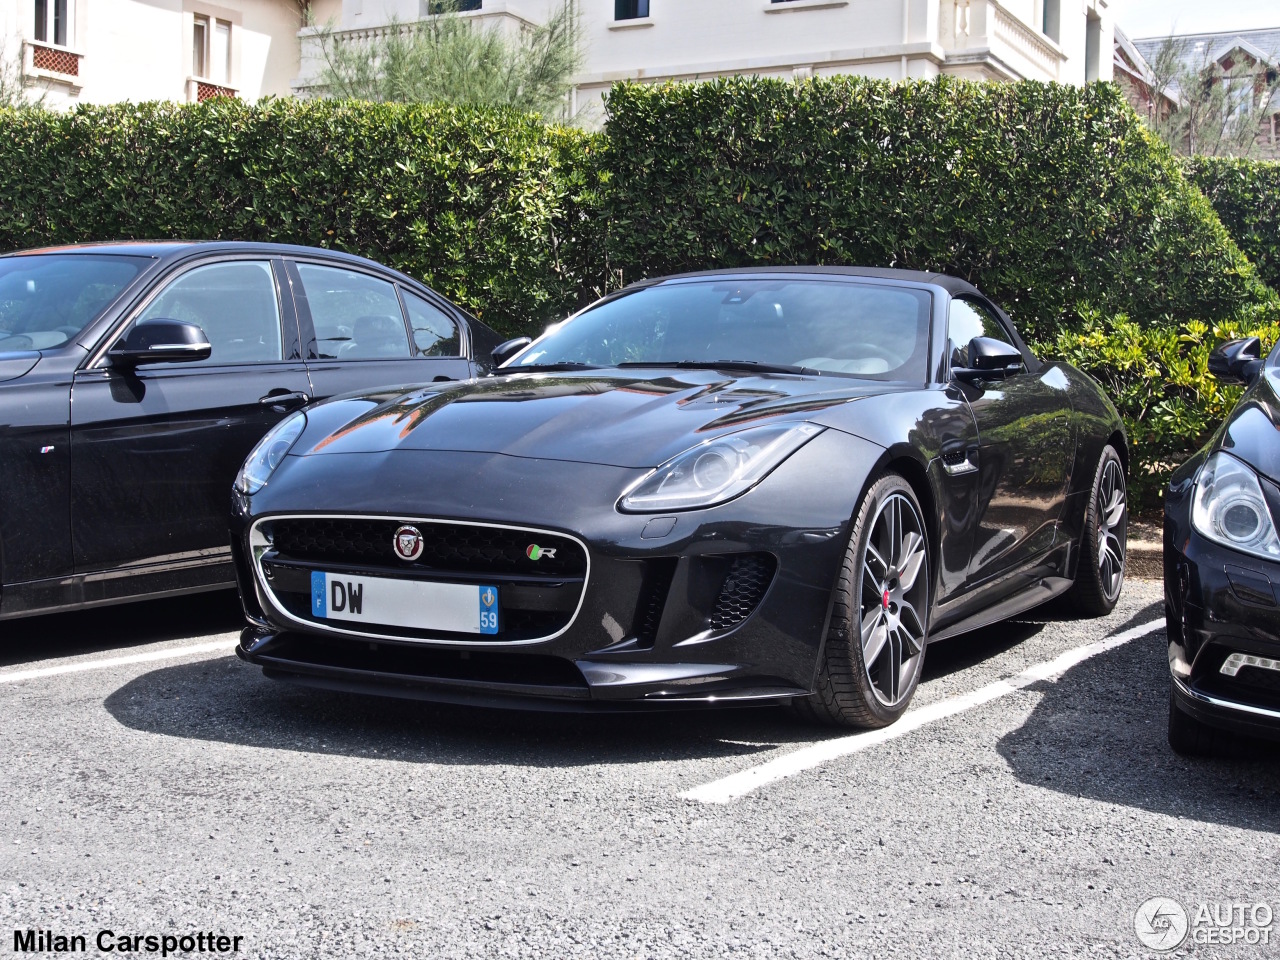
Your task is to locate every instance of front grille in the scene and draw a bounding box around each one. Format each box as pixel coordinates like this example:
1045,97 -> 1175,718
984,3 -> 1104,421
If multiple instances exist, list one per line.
269,517 -> 586,577
710,553 -> 776,631
256,516 -> 587,643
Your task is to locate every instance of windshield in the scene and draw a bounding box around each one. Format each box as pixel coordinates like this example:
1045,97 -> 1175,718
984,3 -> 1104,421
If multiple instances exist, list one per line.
0,254 -> 151,351
510,279 -> 933,381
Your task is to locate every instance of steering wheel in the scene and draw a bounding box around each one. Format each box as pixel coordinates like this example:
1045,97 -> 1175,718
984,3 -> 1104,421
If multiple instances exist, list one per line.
832,339 -> 905,368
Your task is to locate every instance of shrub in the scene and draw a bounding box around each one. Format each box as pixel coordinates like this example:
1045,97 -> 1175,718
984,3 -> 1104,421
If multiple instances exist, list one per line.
602,76 -> 1278,344
0,98 -> 607,336
1048,307 -> 1280,508
1185,157 -> 1280,292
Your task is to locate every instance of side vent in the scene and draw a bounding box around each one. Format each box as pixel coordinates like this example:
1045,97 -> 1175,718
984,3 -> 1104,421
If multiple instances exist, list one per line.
633,558 -> 678,647
710,553 -> 776,631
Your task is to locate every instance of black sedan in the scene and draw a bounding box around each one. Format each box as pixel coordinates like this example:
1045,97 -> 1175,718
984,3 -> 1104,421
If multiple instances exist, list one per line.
1165,336 -> 1280,753
0,242 -> 501,621
233,267 -> 1128,727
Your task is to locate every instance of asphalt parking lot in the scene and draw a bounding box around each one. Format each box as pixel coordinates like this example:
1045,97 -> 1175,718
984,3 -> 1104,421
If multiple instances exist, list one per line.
2,579 -> 1278,959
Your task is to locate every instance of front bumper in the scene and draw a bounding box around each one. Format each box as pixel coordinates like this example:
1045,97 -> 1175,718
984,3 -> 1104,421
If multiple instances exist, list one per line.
232,431 -> 879,708
1164,483 -> 1280,742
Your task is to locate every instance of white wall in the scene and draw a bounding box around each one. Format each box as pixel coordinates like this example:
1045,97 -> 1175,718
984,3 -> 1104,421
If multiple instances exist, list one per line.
2,0 -> 301,107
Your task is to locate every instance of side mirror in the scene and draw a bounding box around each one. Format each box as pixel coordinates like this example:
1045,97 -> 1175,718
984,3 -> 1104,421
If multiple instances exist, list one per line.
952,337 -> 1024,382
109,319 -> 211,366
491,337 -> 532,368
1208,337 -> 1264,386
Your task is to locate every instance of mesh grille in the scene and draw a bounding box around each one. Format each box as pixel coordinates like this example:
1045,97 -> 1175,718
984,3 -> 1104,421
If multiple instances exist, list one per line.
710,553 -> 776,631
196,81 -> 235,102
268,517 -> 586,578
32,45 -> 80,76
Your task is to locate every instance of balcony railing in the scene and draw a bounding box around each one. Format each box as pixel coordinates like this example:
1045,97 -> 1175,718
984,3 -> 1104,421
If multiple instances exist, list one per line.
941,0 -> 1064,81
23,40 -> 83,82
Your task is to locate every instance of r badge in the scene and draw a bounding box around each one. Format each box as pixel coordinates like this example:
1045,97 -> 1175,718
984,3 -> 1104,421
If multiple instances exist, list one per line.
393,525 -> 425,562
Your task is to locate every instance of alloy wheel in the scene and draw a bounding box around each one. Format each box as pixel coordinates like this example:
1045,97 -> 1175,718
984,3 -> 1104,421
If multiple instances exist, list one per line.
1097,458 -> 1127,602
859,492 -> 928,708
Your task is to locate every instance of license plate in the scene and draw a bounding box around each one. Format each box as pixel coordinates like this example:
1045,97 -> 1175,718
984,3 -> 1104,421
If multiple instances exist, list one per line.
310,572 -> 499,635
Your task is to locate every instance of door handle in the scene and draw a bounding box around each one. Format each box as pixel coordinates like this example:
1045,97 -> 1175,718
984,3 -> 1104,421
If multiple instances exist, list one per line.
259,390 -> 311,410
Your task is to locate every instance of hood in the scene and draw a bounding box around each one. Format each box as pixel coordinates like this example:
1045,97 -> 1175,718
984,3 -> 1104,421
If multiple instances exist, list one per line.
298,369 -> 900,468
1216,367 -> 1280,485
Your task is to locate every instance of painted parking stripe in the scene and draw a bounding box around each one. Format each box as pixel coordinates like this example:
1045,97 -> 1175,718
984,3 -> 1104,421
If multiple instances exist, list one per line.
0,639 -> 238,685
681,618 -> 1165,804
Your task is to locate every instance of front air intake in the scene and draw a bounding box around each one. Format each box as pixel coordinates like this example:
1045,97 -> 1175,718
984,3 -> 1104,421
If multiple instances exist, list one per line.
709,553 -> 776,631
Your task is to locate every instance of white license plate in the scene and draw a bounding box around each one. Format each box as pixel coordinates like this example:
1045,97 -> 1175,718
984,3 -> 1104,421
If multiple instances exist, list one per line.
310,572 -> 499,635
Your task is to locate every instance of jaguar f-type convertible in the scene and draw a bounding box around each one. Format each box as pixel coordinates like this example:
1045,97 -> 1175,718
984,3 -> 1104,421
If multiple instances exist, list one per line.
232,267 -> 1128,727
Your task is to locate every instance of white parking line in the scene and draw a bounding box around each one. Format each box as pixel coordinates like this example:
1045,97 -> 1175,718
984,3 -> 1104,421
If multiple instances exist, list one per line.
682,618 -> 1165,804
0,639 -> 238,685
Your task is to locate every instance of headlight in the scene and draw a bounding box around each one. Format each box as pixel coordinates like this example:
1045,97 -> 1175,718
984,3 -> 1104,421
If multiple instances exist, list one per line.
618,422 -> 824,513
1191,451 -> 1280,560
235,412 -> 306,495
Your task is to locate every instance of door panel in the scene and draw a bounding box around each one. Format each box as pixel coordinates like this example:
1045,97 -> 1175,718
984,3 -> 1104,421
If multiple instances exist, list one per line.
69,259 -> 309,573
949,299 -> 1075,590
289,261 -> 472,397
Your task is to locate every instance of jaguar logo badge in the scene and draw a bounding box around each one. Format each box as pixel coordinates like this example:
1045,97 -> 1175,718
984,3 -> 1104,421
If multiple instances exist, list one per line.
526,544 -> 557,561
393,525 -> 425,561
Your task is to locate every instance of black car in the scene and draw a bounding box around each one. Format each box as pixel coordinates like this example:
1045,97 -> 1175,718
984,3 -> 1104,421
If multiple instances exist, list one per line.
1165,336 -> 1280,753
0,242 -> 502,621
233,267 -> 1128,727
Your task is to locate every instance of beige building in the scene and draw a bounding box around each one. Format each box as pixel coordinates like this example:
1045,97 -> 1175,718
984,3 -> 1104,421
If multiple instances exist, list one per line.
296,0 -> 1114,122
1,0 -> 304,107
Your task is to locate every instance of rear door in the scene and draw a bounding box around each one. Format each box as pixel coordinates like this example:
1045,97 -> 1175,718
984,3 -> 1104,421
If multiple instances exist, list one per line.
285,259 -> 472,399
949,296 -> 1075,591
69,257 -> 311,574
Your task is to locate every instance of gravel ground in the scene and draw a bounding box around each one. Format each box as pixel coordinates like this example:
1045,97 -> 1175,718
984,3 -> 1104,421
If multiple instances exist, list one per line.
2,580 -> 1277,960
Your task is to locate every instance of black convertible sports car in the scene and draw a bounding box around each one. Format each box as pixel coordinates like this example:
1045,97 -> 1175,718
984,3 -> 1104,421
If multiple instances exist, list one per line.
1165,336 -> 1280,752
233,267 -> 1128,726
0,242 -> 501,620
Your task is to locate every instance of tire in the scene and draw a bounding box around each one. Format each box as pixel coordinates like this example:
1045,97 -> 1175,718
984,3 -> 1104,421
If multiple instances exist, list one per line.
796,473 -> 929,728
1167,684 -> 1225,757
1065,444 -> 1127,616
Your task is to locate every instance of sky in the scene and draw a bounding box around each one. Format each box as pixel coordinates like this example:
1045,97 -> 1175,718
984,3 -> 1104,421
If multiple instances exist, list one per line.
1117,0 -> 1280,39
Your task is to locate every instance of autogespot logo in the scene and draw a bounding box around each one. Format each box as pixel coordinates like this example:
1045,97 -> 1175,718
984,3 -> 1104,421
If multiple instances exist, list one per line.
1135,897 -> 1275,950
1135,898 -> 1190,951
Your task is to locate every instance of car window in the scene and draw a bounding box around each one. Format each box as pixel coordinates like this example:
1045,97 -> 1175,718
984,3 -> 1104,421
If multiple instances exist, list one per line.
297,263 -> 411,360
0,254 -> 150,351
402,289 -> 461,357
136,260 -> 282,364
948,298 -> 1014,368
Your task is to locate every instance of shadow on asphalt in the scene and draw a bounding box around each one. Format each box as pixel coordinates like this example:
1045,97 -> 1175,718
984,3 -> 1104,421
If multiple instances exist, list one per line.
996,623 -> 1280,833
99,602 -> 1169,770
0,589 -> 243,668
103,653 -> 832,766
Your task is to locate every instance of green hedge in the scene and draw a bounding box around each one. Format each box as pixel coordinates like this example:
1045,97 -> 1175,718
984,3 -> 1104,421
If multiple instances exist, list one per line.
1185,157 -> 1280,293
602,77 -> 1276,344
1052,306 -> 1280,507
0,98 -> 607,336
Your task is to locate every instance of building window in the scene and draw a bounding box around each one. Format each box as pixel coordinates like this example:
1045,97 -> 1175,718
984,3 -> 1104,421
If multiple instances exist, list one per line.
1042,0 -> 1060,43
428,0 -> 481,12
193,15 -> 231,85
615,0 -> 649,20
34,0 -> 72,47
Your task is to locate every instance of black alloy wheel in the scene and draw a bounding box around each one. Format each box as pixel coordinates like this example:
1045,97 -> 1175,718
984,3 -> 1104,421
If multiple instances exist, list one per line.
798,472 -> 929,728
1067,444 -> 1127,616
